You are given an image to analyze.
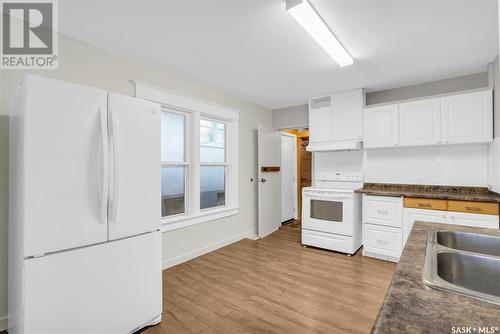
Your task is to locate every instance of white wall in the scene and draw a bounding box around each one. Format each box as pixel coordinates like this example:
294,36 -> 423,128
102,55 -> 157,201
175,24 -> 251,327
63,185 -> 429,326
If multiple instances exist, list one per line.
488,55 -> 500,192
314,151 -> 363,174
364,145 -> 489,186
313,144 -> 489,187
0,33 -> 272,330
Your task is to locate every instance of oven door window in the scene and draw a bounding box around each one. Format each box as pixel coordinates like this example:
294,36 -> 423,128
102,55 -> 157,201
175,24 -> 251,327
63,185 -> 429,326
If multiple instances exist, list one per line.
310,200 -> 343,222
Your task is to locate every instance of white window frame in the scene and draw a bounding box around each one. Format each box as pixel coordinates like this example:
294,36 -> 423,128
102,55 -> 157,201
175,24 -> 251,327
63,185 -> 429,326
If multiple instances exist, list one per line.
160,108 -> 190,219
199,117 -> 229,211
134,81 -> 240,232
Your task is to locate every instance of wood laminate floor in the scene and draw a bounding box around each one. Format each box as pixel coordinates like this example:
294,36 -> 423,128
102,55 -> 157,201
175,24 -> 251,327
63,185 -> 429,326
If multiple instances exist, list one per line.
144,226 -> 396,334
282,219 -> 301,229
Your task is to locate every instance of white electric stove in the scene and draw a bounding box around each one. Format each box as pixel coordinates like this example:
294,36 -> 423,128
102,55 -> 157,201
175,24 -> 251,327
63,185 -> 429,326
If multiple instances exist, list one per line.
301,171 -> 363,255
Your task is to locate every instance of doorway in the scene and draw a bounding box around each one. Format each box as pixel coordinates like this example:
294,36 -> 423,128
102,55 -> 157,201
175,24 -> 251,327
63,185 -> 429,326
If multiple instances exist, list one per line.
281,133 -> 297,222
256,125 -> 311,239
282,128 -> 310,228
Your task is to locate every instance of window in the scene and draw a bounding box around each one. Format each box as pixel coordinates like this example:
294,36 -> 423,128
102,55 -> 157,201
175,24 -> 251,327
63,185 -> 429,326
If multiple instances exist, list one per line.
136,82 -> 239,231
160,110 -> 187,217
200,119 -> 226,210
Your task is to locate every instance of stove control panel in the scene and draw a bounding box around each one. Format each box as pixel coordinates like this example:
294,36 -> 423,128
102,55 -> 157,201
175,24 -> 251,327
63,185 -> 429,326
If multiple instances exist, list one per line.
316,171 -> 363,182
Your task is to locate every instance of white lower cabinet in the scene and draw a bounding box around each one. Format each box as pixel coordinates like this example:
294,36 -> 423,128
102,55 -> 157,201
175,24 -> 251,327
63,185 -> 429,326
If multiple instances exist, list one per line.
447,211 -> 499,229
402,208 -> 499,250
362,224 -> 402,262
403,208 -> 447,244
362,195 -> 403,262
363,194 -> 500,263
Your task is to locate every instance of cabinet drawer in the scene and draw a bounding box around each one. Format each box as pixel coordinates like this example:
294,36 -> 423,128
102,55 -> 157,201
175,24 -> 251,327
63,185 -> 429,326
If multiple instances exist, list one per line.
447,200 -> 499,215
447,211 -> 499,229
301,229 -> 355,254
403,197 -> 447,211
363,195 -> 403,227
362,224 -> 402,259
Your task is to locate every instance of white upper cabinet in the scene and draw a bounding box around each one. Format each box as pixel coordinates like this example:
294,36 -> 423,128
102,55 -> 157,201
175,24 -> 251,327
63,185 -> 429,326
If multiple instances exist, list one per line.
332,90 -> 363,141
442,90 -> 493,144
399,98 -> 442,147
364,89 -> 492,149
309,96 -> 333,143
308,89 -> 363,151
363,104 -> 399,148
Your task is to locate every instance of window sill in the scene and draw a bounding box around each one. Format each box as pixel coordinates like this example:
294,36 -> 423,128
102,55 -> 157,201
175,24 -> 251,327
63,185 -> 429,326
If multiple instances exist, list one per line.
161,206 -> 240,232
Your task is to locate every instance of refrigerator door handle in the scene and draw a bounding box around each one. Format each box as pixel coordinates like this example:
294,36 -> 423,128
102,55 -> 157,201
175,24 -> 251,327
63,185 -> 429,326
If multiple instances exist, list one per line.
99,107 -> 109,224
109,108 -> 120,224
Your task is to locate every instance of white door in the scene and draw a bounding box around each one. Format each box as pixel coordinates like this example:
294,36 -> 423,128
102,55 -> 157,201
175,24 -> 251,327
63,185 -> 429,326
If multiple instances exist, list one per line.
332,89 -> 363,141
442,90 -> 493,144
281,133 -> 297,222
108,93 -> 161,240
403,208 -> 447,244
258,124 -> 282,238
363,104 -> 399,148
309,106 -> 333,143
399,98 -> 442,147
22,75 -> 108,257
23,232 -> 162,334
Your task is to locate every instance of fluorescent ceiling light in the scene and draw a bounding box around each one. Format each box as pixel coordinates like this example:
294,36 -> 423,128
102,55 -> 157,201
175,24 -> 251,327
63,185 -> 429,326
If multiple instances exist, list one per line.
286,0 -> 353,67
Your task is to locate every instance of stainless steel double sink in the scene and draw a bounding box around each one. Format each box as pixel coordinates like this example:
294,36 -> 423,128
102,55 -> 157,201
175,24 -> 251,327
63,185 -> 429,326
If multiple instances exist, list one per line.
423,228 -> 500,305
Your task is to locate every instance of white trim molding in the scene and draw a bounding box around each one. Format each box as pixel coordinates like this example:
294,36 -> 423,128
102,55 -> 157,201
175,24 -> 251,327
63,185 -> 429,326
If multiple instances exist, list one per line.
162,229 -> 256,269
161,206 -> 239,232
133,80 -> 239,120
134,81 -> 240,231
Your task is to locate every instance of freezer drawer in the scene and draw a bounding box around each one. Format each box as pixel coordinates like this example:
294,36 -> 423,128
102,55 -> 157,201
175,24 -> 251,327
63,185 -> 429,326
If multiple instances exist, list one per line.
20,232 -> 162,334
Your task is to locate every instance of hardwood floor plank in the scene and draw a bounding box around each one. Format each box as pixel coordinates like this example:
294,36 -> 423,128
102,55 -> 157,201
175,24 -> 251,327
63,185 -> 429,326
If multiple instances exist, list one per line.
143,227 -> 396,334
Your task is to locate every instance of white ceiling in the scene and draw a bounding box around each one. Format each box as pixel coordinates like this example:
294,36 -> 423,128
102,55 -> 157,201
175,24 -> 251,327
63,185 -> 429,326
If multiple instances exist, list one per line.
59,0 -> 499,109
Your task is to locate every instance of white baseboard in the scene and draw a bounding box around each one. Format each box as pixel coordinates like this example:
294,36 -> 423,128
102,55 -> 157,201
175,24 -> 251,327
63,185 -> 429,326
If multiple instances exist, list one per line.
162,230 -> 257,269
246,233 -> 259,240
0,314 -> 8,331
362,250 -> 399,263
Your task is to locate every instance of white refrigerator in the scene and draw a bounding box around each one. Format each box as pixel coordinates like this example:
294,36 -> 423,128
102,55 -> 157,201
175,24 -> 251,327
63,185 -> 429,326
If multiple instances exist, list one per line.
9,74 -> 163,334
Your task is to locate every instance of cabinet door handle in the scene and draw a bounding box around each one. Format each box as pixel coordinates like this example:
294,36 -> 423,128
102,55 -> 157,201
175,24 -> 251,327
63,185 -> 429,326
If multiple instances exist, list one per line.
376,239 -> 388,246
418,203 -> 432,208
376,209 -> 388,215
465,206 -> 481,212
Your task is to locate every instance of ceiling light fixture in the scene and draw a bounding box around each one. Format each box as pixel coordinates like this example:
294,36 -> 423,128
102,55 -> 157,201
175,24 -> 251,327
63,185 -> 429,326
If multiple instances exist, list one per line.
286,0 -> 353,67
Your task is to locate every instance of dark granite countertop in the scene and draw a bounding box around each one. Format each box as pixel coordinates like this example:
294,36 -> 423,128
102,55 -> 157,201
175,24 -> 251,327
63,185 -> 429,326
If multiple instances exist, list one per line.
372,221 -> 500,334
355,183 -> 500,203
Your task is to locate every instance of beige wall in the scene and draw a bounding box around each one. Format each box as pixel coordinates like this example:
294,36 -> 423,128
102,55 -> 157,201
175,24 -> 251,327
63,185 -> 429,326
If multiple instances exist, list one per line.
272,104 -> 308,130
0,34 -> 272,329
365,72 -> 490,105
0,114 -> 8,330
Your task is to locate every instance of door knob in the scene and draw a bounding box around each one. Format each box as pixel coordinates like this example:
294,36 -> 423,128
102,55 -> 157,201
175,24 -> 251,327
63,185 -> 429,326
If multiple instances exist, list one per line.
261,178 -> 267,183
